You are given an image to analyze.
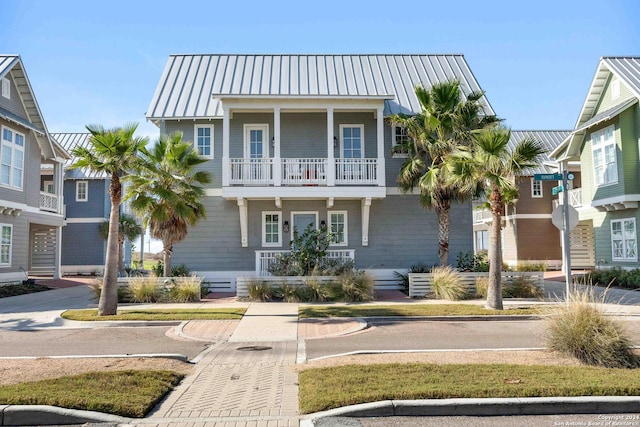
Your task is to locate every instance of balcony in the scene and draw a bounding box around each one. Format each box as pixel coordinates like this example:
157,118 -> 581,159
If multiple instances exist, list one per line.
255,249 -> 355,276
39,192 -> 60,213
552,188 -> 582,210
228,158 -> 378,187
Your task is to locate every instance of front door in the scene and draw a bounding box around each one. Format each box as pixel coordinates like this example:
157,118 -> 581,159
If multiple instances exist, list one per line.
292,213 -> 317,236
244,124 -> 270,182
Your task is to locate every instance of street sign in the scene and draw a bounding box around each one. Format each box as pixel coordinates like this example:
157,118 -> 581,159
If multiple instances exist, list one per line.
534,173 -> 563,181
552,205 -> 579,231
552,185 -> 563,195
567,173 -> 575,180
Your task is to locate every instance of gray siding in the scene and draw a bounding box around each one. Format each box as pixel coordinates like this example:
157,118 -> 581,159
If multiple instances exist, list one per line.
64,179 -> 109,218
0,75 -> 28,118
333,112 -> 378,159
281,113 -> 327,158
0,214 -> 28,274
62,222 -> 105,265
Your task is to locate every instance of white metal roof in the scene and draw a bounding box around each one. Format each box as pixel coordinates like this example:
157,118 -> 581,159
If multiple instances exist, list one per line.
509,130 -> 571,175
147,54 -> 494,121
51,132 -> 108,179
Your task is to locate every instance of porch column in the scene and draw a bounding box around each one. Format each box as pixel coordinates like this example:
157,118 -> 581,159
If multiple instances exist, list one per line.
222,107 -> 230,187
54,161 -> 64,214
326,108 -> 335,186
376,107 -> 386,187
54,226 -> 62,279
237,198 -> 248,248
273,107 -> 282,186
361,197 -> 371,246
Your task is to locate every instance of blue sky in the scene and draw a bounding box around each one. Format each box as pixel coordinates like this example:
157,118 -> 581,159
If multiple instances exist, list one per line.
2,0 -> 638,252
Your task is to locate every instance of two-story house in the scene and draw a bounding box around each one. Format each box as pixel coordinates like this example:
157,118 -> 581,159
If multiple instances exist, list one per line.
552,57 -> 640,269
146,54 -> 495,291
473,130 -> 581,269
0,55 -> 66,281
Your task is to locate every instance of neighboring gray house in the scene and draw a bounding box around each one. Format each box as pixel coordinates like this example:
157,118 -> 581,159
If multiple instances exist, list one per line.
146,54 -> 495,290
0,55 -> 67,280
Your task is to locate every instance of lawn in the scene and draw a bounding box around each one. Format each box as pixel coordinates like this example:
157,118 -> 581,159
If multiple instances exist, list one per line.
299,304 -> 545,318
0,370 -> 183,418
0,282 -> 50,298
299,363 -> 640,413
61,308 -> 246,321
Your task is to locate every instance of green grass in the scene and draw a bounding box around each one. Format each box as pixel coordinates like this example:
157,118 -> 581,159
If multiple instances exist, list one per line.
0,370 -> 183,418
299,304 -> 544,318
61,308 -> 246,321
299,363 -> 640,414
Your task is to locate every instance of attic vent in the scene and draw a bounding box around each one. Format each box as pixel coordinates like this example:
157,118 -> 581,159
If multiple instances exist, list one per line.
611,79 -> 620,100
1,77 -> 9,100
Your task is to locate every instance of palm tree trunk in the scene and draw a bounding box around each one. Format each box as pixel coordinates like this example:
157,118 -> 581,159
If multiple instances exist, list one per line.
99,176 -> 121,315
163,240 -> 172,277
118,238 -> 124,276
437,203 -> 450,266
486,191 -> 504,310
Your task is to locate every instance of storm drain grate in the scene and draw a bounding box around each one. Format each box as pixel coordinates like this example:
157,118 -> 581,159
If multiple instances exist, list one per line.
236,345 -> 272,351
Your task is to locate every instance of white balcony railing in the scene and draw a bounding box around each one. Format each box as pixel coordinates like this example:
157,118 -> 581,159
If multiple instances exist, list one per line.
552,188 -> 582,209
255,249 -> 355,276
282,158 -> 327,185
229,158 -> 273,185
39,192 -> 59,212
335,158 -> 377,185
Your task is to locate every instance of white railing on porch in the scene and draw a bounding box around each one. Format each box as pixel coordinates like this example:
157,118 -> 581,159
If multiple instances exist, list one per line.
552,188 -> 582,209
282,158 -> 327,185
39,192 -> 59,212
229,158 -> 273,185
335,158 -> 377,184
255,249 -> 355,276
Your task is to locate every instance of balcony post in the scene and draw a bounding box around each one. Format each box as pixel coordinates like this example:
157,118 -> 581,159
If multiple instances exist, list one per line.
376,107 -> 386,187
273,107 -> 282,186
222,107 -> 230,187
56,161 -> 64,213
327,108 -> 335,186
237,198 -> 248,248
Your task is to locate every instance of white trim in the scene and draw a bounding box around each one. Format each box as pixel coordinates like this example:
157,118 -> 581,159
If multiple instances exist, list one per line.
590,193 -> 640,208
43,180 -> 54,194
290,211 -> 319,234
361,198 -> 371,246
243,124 -> 270,159
262,211 -> 282,247
391,125 -> 410,158
0,223 -> 12,266
75,180 -> 88,202
204,188 -> 223,196
0,125 -> 25,190
611,218 -> 637,262
339,124 -> 364,159
591,124 -> 617,188
328,210 -> 348,247
531,178 -> 543,198
223,185 -> 386,200
65,217 -> 108,224
237,198 -> 248,247
1,77 -> 9,99
194,124 -> 214,159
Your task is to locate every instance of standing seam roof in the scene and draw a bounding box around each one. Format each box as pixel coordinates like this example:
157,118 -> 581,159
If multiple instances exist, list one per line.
509,130 -> 571,175
146,54 -> 494,120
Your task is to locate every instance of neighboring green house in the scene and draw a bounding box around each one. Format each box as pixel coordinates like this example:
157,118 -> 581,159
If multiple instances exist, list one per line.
552,57 -> 640,269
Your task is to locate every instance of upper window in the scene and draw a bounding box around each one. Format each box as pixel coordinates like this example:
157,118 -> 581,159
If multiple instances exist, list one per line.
76,181 -> 88,202
611,78 -> 620,100
0,224 -> 12,266
340,125 -> 364,158
0,126 -> 24,190
328,211 -> 348,246
611,218 -> 637,261
194,125 -> 214,158
1,78 -> 9,99
591,125 -> 617,187
262,211 -> 282,247
392,126 -> 412,157
531,179 -> 543,198
475,230 -> 488,252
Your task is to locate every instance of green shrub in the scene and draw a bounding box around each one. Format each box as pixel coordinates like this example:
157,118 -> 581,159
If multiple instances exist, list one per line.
429,266 -> 467,301
545,286 -> 639,368
456,251 -> 489,272
151,261 -> 164,277
303,277 -> 330,302
515,262 -> 547,272
275,282 -> 302,303
127,276 -> 162,303
475,276 -> 543,299
168,278 -> 201,302
340,271 -> 374,302
585,267 -> 640,290
247,280 -> 273,301
171,264 -> 191,277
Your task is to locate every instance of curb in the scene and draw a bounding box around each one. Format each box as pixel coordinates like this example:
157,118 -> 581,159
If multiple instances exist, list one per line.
302,396 -> 640,423
0,404 -> 131,426
0,353 -> 188,362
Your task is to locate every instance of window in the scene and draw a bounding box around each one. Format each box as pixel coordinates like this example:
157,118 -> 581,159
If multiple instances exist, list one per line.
392,126 -> 412,157
531,179 -> 543,198
611,218 -> 637,261
0,126 -> 24,189
194,125 -> 214,158
1,78 -> 9,99
611,78 -> 620,100
340,125 -> 364,158
262,212 -> 282,247
44,180 -> 54,194
591,125 -> 617,187
475,230 -> 488,252
328,211 -> 348,246
76,181 -> 88,202
0,224 -> 11,265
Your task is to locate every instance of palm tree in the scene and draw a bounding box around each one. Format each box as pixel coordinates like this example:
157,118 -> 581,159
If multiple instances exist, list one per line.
71,123 -> 147,315
127,132 -> 211,277
388,80 -> 500,265
99,213 -> 143,275
449,127 -> 546,309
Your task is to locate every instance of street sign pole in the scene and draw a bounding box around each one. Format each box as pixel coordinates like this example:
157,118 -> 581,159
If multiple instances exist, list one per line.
561,167 -> 572,303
